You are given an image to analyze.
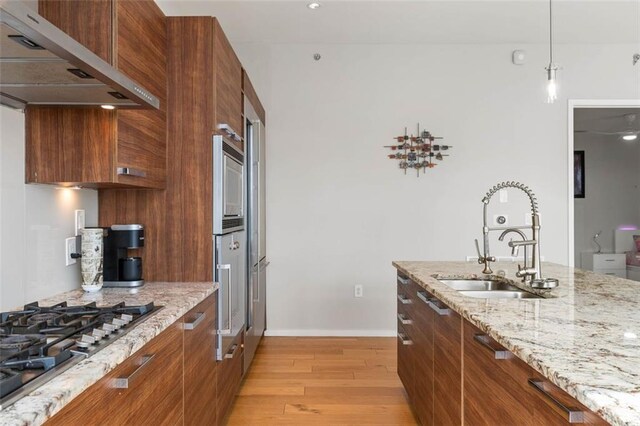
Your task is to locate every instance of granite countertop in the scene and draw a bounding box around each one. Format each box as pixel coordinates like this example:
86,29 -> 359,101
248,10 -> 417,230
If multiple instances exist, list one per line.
0,281 -> 218,426
392,261 -> 640,426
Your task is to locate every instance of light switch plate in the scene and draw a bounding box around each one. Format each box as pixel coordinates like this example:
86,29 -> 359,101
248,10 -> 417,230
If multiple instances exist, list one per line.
75,209 -> 85,236
65,237 -> 77,266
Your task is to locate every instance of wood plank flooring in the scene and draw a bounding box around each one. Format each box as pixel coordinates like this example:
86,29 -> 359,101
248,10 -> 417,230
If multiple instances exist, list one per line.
226,337 -> 418,425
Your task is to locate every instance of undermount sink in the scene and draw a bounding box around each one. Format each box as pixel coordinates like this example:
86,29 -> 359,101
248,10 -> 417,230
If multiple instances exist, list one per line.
458,290 -> 542,299
438,279 -> 521,292
438,279 -> 543,300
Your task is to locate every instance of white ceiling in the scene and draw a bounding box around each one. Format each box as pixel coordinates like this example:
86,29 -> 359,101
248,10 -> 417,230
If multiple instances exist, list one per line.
157,1 -> 640,45
575,108 -> 640,134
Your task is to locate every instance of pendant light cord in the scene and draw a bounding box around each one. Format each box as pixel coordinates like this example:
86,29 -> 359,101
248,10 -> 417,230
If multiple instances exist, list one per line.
549,0 -> 553,63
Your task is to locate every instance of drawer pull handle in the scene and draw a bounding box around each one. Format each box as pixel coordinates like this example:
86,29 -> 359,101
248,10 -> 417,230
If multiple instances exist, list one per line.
397,294 -> 412,305
417,290 -> 451,315
116,167 -> 146,178
528,379 -> 585,423
397,332 -> 413,345
473,334 -> 511,359
605,259 -> 615,262
416,291 -> 430,304
397,313 -> 413,325
426,299 -> 451,316
114,354 -> 156,388
397,276 -> 410,285
225,344 -> 239,359
184,312 -> 206,330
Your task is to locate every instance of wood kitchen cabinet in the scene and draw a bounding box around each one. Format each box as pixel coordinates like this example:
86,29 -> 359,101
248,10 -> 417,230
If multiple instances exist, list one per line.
184,293 -> 218,425
47,293 -> 223,426
217,331 -> 244,423
395,271 -> 609,426
28,0 -> 167,189
465,322 -> 607,426
396,274 -> 416,397
47,321 -> 184,425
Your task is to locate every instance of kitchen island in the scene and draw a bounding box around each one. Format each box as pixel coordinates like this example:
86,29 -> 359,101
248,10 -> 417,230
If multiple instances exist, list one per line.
0,282 -> 218,425
393,261 -> 640,426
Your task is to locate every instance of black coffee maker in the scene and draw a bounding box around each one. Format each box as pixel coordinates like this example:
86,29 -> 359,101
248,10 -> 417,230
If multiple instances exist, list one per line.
103,224 -> 145,288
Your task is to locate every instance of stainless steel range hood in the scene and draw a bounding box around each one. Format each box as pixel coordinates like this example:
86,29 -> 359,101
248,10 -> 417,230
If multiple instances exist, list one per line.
0,0 -> 160,110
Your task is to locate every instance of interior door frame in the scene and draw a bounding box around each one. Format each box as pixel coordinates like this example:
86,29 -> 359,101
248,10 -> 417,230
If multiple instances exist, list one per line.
567,99 -> 640,267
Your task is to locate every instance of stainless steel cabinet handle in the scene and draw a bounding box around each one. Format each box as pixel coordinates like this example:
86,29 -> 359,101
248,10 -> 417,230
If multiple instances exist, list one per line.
224,344 -> 239,359
397,276 -> 410,285
397,313 -> 413,325
397,294 -> 412,305
217,264 -> 232,335
397,332 -> 413,345
473,334 -> 511,359
184,312 -> 206,331
113,354 -> 155,388
416,291 -> 429,304
426,299 -> 451,316
217,123 -> 242,142
116,167 -> 146,178
528,379 -> 585,423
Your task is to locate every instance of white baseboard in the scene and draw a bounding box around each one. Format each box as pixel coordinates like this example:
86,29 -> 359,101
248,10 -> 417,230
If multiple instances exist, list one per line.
264,329 -> 396,337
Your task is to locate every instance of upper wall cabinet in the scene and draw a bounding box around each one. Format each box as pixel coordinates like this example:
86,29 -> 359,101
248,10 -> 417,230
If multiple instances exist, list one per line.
26,0 -> 167,189
214,19 -> 243,149
242,70 -> 265,124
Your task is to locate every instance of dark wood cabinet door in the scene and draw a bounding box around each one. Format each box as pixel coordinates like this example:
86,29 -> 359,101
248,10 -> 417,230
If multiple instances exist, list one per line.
464,321 -> 533,425
114,0 -> 167,189
432,294 -> 462,425
217,331 -> 244,423
47,322 -> 184,425
214,19 -> 243,150
397,274 -> 415,397
184,293 -> 218,426
413,289 -> 435,426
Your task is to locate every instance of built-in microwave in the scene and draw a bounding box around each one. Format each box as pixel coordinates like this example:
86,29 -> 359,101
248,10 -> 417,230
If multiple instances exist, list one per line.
213,133 -> 244,234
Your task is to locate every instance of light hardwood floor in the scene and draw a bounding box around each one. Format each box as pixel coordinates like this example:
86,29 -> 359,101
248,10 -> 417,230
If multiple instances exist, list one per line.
226,337 -> 418,425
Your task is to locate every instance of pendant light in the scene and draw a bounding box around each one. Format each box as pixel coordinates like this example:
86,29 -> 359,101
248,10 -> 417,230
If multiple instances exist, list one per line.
545,0 -> 559,103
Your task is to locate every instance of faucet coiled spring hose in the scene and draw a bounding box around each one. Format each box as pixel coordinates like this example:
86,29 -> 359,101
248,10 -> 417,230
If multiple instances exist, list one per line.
481,181 -> 539,215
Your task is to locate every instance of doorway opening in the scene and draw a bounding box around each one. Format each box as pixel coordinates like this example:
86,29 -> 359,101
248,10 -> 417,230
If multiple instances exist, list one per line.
568,100 -> 640,281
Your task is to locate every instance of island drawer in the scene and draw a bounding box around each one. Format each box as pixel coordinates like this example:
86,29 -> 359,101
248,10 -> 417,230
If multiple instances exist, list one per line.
464,322 -> 609,425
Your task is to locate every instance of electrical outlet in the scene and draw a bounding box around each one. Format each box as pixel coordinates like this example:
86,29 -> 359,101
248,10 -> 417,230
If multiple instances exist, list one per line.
65,237 -> 77,266
494,214 -> 508,226
354,284 -> 363,298
499,189 -> 508,203
75,209 -> 85,236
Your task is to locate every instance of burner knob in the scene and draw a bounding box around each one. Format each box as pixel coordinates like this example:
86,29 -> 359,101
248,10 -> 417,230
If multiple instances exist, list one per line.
92,328 -> 106,340
112,318 -> 126,329
120,314 -> 133,324
102,323 -> 115,334
79,334 -> 96,347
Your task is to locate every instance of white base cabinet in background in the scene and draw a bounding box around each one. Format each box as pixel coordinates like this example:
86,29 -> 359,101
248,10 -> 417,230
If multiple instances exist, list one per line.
581,252 -> 627,278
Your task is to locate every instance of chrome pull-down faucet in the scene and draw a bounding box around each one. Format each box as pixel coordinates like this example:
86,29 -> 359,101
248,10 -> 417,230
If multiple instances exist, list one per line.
477,181 -> 558,289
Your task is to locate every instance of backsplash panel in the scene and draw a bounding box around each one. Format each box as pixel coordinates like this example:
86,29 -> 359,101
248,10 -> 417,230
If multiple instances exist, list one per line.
0,106 -> 98,311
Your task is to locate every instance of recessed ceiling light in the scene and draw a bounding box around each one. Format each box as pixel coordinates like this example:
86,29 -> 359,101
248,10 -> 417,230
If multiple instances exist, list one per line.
101,105 -> 115,110
307,2 -> 321,10
622,134 -> 638,141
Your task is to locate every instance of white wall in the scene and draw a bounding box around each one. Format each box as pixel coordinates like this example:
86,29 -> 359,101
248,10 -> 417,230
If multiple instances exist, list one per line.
0,106 -> 99,311
574,132 -> 640,265
235,42 -> 640,335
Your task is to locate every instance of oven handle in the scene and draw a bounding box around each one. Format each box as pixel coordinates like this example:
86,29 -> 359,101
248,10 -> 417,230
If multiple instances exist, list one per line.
217,264 -> 232,335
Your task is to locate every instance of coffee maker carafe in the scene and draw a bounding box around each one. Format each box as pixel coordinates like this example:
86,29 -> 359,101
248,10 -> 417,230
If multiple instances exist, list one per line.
103,224 -> 145,288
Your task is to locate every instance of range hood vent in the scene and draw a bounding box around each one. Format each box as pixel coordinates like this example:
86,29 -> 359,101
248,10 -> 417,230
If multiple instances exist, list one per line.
0,1 -> 159,110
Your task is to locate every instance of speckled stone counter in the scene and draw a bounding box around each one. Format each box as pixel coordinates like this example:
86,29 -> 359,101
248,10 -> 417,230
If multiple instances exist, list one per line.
393,261 -> 640,426
0,281 -> 218,426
